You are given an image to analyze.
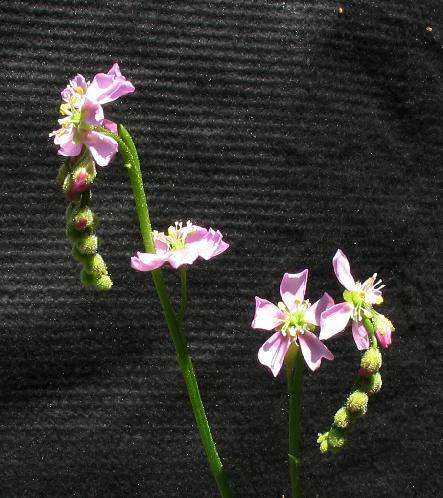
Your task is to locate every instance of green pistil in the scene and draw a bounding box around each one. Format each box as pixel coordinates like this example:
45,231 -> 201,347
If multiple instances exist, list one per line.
343,289 -> 363,307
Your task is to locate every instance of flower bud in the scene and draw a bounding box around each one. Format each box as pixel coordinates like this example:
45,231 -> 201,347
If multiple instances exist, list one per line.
360,347 -> 382,373
85,254 -> 108,277
374,315 -> 394,348
333,407 -> 352,429
327,426 -> 347,452
346,390 -> 368,416
317,432 -> 329,453
360,372 -> 382,395
76,234 -> 98,255
72,206 -> 95,231
71,168 -> 89,193
94,274 -> 113,291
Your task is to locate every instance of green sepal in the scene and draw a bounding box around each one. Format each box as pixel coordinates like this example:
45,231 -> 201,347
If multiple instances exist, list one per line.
360,372 -> 382,395
75,234 -> 98,255
84,254 -> 108,277
93,274 -> 113,291
327,426 -> 347,452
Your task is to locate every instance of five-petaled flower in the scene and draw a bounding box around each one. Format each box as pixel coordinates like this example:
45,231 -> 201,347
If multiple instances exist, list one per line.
131,221 -> 229,271
320,249 -> 393,350
50,63 -> 135,166
251,270 -> 334,377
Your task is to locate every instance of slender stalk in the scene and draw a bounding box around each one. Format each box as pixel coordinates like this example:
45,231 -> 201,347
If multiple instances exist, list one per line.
286,348 -> 304,498
115,125 -> 234,498
178,266 -> 188,324
362,317 -> 377,348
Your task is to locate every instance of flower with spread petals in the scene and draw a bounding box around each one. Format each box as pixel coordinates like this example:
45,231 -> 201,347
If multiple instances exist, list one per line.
251,270 -> 334,376
131,221 -> 229,271
50,64 -> 135,166
320,249 -> 392,350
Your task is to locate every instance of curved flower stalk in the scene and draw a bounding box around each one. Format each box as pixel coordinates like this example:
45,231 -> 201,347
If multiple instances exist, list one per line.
252,270 -> 334,376
50,63 -> 134,166
51,68 -> 234,498
56,153 -> 112,290
131,221 -> 229,271
318,250 -> 395,454
320,249 -> 394,350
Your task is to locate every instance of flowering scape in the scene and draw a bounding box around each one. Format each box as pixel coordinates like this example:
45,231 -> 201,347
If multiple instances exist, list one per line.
51,65 -> 396,497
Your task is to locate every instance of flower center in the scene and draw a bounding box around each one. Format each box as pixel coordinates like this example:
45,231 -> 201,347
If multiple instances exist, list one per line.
279,300 -> 312,339
153,221 -> 196,252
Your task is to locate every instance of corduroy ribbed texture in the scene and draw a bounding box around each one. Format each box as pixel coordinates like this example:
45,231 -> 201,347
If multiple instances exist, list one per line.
0,1 -> 442,496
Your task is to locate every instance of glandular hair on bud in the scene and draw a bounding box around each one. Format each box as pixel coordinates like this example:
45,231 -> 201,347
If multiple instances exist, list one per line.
94,274 -> 113,291
347,390 -> 368,416
327,426 -> 347,452
85,254 -> 108,277
361,372 -> 382,395
76,234 -> 98,255
333,407 -> 352,429
360,347 -> 382,373
56,162 -> 70,189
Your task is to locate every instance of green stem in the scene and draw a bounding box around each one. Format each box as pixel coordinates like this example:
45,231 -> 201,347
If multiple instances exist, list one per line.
178,266 -> 188,324
115,125 -> 234,498
362,317 -> 377,348
286,348 -> 304,498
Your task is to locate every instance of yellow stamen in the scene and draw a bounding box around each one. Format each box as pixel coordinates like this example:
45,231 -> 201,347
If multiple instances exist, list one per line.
75,86 -> 84,95
59,103 -> 71,116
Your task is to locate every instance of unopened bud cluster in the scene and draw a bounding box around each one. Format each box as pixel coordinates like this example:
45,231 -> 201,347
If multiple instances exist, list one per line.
57,155 -> 112,290
318,345 -> 383,454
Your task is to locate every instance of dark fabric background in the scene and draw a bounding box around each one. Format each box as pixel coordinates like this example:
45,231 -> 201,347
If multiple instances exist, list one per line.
0,1 -> 442,497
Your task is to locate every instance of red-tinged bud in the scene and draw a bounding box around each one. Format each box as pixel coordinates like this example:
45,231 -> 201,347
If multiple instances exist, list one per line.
359,368 -> 371,377
71,168 -> 89,193
72,206 -> 94,231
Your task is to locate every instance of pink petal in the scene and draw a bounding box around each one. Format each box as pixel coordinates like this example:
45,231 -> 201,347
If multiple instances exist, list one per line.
319,302 -> 353,340
197,228 -> 229,260
298,331 -> 334,371
333,249 -> 356,290
83,131 -> 118,166
103,119 -> 118,133
304,292 -> 334,326
352,320 -> 370,350
280,270 -> 308,311
130,251 -> 168,272
55,129 -> 83,156
251,297 -> 285,330
258,332 -> 291,377
81,98 -> 104,126
184,226 -> 208,244
86,63 -> 135,104
154,239 -> 170,252
167,247 -> 199,269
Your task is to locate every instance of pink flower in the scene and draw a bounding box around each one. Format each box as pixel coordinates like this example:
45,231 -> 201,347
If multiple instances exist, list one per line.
131,221 -> 229,271
50,64 -> 135,166
320,249 -> 388,350
251,270 -> 334,376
